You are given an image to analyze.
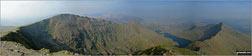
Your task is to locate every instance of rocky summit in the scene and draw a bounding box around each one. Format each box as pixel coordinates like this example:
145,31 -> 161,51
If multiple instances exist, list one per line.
1,14 -> 177,55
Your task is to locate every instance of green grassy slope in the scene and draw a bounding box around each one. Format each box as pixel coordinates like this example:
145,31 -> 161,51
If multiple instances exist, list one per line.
142,19 -> 251,55
187,23 -> 251,55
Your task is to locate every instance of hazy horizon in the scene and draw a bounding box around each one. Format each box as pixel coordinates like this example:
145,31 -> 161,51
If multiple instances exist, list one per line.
1,0 -> 251,33
0,0 -> 251,55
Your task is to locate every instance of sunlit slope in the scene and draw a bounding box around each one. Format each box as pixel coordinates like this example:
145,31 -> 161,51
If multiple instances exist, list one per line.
1,14 -> 177,55
187,23 -> 251,55
142,19 -> 250,55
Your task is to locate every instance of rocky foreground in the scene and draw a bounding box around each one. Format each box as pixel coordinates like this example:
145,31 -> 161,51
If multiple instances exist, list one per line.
0,26 -> 82,56
0,41 -> 84,56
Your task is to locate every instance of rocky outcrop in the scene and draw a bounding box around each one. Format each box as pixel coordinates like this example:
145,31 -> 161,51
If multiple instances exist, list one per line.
1,14 -> 178,55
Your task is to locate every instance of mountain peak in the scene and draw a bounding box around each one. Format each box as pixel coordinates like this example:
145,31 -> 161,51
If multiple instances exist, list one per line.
51,14 -> 91,20
217,22 -> 225,28
187,22 -> 250,54
57,14 -> 79,17
218,22 -> 224,25
216,22 -> 224,27
216,22 -> 232,31
1,14 -> 177,55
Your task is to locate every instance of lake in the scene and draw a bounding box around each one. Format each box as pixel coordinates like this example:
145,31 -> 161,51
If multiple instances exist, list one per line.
155,30 -> 192,48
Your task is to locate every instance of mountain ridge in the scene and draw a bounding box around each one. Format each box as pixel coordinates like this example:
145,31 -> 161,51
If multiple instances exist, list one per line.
186,22 -> 251,54
1,14 -> 250,55
1,14 -> 178,55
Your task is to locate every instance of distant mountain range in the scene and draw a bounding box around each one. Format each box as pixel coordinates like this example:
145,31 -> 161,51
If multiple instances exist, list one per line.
142,19 -> 250,55
0,26 -> 17,33
0,14 -> 250,55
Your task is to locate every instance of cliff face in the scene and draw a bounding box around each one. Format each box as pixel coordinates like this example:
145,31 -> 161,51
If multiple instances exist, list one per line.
187,23 -> 251,55
1,14 -> 177,55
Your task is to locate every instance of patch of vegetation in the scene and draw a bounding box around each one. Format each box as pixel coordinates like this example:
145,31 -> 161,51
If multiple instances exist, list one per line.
171,47 -> 199,55
135,45 -> 200,55
53,50 -> 74,55
135,46 -> 169,55
39,48 -> 51,53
